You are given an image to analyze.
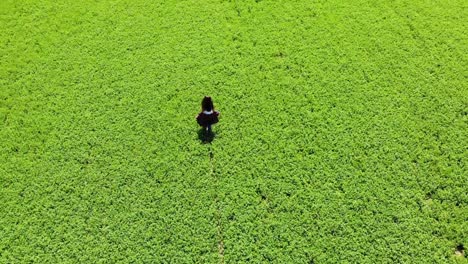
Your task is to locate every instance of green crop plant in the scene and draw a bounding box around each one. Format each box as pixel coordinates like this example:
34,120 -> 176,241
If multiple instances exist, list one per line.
1,0 -> 466,263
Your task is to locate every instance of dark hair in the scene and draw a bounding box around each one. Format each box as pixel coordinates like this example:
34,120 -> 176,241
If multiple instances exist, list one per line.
201,96 -> 214,111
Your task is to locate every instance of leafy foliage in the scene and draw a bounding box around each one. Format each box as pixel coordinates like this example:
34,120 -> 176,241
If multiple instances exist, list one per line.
1,0 -> 466,263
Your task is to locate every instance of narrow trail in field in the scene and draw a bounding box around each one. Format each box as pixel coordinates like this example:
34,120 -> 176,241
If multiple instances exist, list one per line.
209,144 -> 225,264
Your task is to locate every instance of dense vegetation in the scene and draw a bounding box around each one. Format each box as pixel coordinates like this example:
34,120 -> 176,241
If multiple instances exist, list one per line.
1,0 -> 466,263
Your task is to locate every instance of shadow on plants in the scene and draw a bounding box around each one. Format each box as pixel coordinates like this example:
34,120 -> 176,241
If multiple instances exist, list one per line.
198,128 -> 215,144
455,244 -> 465,257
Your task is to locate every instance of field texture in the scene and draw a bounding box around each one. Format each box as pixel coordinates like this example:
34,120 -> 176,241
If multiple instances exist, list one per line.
1,0 -> 467,263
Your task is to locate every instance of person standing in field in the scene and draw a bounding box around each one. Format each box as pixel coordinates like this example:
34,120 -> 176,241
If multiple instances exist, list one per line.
196,96 -> 219,133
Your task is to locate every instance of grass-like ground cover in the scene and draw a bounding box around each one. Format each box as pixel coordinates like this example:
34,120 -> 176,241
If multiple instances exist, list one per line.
1,0 -> 467,263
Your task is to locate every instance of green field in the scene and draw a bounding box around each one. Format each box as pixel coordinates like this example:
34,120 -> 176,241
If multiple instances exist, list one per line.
1,0 -> 467,263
